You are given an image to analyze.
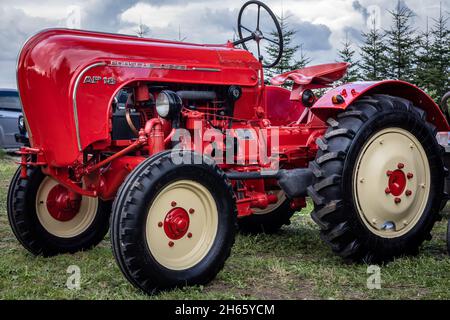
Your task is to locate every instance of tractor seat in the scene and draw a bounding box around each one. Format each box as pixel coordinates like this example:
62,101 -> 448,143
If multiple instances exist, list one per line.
270,62 -> 350,86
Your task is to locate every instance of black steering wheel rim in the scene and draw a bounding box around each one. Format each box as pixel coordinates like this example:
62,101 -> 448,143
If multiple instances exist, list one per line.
235,0 -> 284,68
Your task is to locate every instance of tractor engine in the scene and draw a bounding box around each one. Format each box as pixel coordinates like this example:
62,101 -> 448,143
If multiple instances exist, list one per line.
111,83 -> 242,142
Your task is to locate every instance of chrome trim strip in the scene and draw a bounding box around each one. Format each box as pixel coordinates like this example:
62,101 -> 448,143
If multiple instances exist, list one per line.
109,60 -> 221,72
72,62 -> 107,151
191,67 -> 221,72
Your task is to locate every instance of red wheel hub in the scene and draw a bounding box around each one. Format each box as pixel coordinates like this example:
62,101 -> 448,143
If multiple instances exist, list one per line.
46,185 -> 81,221
163,208 -> 190,240
388,169 -> 407,196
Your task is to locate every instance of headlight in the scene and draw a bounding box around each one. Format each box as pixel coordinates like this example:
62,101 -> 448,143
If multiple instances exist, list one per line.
18,115 -> 26,134
156,90 -> 181,119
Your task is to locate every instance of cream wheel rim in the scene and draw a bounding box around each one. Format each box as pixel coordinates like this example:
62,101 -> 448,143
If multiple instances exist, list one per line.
35,177 -> 98,238
253,190 -> 286,215
353,127 -> 430,238
145,180 -> 218,270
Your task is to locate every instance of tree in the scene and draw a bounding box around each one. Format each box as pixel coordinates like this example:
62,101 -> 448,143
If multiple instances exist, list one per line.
337,34 -> 360,82
428,4 -> 450,101
384,1 -> 417,81
360,17 -> 388,80
414,18 -> 434,94
264,13 -> 311,82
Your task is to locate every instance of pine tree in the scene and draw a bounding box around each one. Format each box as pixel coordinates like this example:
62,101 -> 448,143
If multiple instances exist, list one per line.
296,44 -> 311,70
360,18 -> 388,80
384,1 -> 417,81
264,13 -> 311,82
414,18 -> 434,94
337,34 -> 360,83
428,5 -> 450,101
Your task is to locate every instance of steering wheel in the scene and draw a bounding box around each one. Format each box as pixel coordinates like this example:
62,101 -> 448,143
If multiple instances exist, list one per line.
234,0 -> 283,68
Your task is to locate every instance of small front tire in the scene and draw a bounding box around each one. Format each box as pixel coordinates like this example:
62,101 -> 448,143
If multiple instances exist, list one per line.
7,167 -> 111,256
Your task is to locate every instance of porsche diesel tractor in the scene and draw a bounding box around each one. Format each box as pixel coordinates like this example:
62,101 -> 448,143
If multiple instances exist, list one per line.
8,1 -> 450,294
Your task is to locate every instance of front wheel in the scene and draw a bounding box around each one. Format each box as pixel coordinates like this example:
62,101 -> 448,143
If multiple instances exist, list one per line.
7,167 -> 111,256
110,151 -> 236,294
309,94 -> 445,262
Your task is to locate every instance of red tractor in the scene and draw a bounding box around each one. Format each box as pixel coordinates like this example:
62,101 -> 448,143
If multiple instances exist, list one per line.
8,1 -> 450,294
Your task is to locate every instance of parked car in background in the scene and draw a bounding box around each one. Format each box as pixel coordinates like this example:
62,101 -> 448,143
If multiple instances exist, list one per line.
0,89 -> 23,151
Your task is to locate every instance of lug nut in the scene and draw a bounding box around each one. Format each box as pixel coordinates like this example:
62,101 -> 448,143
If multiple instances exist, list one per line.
158,222 -> 163,227
189,208 -> 195,214
407,173 -> 413,179
385,187 -> 391,194
168,241 -> 174,247
398,163 -> 405,169
405,190 -> 412,196
394,197 -> 401,204
386,170 -> 393,176
171,201 -> 177,207
187,232 -> 192,238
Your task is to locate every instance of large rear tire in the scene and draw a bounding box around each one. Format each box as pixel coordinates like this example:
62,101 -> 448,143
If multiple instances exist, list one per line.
7,166 -> 111,256
309,95 -> 444,262
110,151 -> 237,294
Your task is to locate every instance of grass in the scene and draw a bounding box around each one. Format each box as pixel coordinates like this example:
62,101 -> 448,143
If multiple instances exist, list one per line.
0,158 -> 449,300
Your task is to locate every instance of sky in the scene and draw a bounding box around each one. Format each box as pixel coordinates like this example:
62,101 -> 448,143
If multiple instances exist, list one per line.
0,0 -> 447,88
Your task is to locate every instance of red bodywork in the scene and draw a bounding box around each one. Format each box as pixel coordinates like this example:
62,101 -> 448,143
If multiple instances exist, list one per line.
17,29 -> 449,217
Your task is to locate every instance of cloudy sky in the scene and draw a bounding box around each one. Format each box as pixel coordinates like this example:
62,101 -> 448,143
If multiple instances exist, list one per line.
0,0 -> 447,88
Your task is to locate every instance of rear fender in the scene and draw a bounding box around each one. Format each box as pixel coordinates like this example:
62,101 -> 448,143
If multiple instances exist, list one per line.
310,80 -> 450,131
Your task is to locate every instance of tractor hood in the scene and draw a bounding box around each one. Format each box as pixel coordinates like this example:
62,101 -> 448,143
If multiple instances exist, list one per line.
17,29 -> 260,166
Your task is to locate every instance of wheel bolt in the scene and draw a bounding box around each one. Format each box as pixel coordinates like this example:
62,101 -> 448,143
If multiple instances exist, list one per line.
171,201 -> 177,207
407,173 -> 413,179
187,232 -> 192,238
398,163 -> 405,169
189,208 -> 195,214
405,190 -> 412,196
394,197 -> 401,204
158,222 -> 163,227
386,170 -> 393,176
168,241 -> 174,247
385,187 -> 391,194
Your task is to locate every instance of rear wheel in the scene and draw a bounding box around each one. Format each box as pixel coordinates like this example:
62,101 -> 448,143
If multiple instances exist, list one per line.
309,95 -> 444,262
7,167 -> 111,256
238,190 -> 295,233
111,151 -> 236,294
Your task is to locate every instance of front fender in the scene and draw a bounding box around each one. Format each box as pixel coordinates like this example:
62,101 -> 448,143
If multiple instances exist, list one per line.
310,80 -> 450,131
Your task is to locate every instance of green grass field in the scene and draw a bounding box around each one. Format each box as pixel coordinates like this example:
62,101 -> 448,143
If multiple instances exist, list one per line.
0,158 -> 449,300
